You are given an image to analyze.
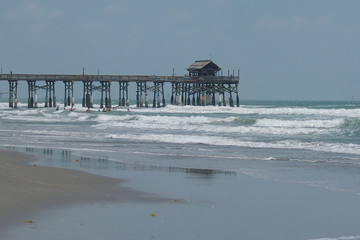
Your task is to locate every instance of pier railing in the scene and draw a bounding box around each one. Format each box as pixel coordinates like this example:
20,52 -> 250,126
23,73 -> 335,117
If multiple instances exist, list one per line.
0,74 -> 239,84
0,73 -> 240,108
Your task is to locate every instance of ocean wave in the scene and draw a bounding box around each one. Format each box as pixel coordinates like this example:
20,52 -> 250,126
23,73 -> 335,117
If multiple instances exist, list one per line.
92,117 -> 334,135
2,103 -> 360,122
208,116 -> 257,126
94,114 -> 257,127
105,133 -> 360,155
126,104 -> 360,118
237,107 -> 360,118
307,236 -> 360,240
1,109 -> 91,122
255,118 -> 344,128
91,113 -> 344,135
92,112 -> 345,130
1,101 -> 360,117
343,118 -> 360,127
338,118 -> 360,137
2,102 -> 360,154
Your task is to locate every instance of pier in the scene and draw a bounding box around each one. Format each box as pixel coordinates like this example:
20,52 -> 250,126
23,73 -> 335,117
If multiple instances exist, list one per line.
0,60 -> 240,108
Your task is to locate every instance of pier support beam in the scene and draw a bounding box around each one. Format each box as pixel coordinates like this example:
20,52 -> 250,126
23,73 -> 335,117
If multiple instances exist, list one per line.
153,85 -> 156,108
186,84 -> 191,106
8,80 -> 18,108
236,84 -> 240,107
228,84 -> 234,107
34,94 -> 38,108
100,83 -> 104,109
171,82 -> 180,105
107,81 -> 112,108
118,81 -> 129,107
220,84 -> 226,106
100,81 -> 111,109
174,82 -> 182,105
136,82 -> 145,107
126,82 -> 129,107
212,84 -> 216,106
27,81 -> 36,108
144,83 -> 148,108
161,83 -> 166,107
150,82 -> 166,108
45,81 -> 55,107
171,83 -> 174,105
181,83 -> 185,106
64,81 -> 74,107
82,81 -> 93,108
53,83 -> 56,107
136,82 -> 139,107
1,72 -> 240,109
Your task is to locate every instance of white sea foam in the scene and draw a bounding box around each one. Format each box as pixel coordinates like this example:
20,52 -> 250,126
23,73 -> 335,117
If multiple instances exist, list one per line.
1,102 -> 360,155
91,113 -> 341,136
128,104 -> 360,118
1,108 -> 91,122
238,107 -> 360,118
2,102 -> 360,118
3,109 -> 345,138
307,236 -> 360,240
95,120 -> 333,135
106,133 -> 360,155
255,118 -> 344,128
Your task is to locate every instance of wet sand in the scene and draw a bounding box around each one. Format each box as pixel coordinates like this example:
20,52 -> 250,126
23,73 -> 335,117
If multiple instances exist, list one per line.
4,149 -> 360,240
0,149 -> 166,230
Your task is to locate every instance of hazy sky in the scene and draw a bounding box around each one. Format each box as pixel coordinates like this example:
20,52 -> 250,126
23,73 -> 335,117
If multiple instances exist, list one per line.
1,0 -> 360,100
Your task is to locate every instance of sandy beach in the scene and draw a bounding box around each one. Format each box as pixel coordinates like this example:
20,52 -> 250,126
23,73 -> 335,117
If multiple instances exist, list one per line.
0,149 -> 166,232
2,149 -> 360,239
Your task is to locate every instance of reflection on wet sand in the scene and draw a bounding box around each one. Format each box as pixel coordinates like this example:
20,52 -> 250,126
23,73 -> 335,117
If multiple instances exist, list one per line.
15,147 -> 236,179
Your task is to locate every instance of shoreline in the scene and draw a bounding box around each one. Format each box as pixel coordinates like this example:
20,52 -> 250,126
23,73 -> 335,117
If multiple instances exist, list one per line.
2,149 -> 360,239
0,149 -> 168,231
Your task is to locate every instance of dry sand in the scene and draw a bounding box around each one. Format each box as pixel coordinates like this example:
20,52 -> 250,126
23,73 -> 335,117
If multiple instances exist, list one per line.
0,149 -> 166,229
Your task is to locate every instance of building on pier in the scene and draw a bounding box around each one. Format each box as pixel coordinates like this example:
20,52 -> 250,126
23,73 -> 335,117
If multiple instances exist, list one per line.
170,60 -> 240,107
0,60 -> 240,108
187,60 -> 221,76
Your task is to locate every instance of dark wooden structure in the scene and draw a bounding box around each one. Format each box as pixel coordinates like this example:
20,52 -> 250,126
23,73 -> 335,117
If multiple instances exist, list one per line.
0,60 -> 240,108
187,60 -> 221,76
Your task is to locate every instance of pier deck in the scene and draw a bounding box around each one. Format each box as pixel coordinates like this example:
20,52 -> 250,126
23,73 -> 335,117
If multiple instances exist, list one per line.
0,73 -> 239,84
0,71 -> 239,108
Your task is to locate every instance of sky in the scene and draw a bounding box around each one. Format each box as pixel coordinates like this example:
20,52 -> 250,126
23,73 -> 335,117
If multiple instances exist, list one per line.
0,0 -> 360,101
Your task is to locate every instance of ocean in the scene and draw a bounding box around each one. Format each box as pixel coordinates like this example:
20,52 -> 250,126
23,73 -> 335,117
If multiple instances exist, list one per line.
2,100 -> 360,240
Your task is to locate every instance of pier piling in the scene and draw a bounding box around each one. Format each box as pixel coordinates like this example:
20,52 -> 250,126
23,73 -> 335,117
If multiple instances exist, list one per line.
27,81 -> 36,108
118,82 -> 128,107
65,81 -> 74,107
83,81 -> 93,108
0,60 -> 240,109
145,83 -> 148,108
8,80 -> 18,108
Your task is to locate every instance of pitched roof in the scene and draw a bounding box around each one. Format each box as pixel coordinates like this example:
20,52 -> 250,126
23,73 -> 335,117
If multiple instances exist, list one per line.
187,60 -> 220,71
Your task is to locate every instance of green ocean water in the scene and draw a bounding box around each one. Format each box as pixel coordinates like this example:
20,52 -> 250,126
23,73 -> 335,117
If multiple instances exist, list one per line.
2,100 -> 360,240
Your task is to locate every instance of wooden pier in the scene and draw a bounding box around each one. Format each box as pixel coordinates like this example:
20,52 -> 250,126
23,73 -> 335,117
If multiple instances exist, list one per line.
0,60 -> 240,108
